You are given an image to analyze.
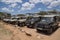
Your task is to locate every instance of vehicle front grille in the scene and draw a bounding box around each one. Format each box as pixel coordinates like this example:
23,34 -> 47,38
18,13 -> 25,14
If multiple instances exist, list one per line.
38,24 -> 48,28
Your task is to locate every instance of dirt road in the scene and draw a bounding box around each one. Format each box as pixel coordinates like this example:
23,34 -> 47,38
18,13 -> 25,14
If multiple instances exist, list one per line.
0,21 -> 60,40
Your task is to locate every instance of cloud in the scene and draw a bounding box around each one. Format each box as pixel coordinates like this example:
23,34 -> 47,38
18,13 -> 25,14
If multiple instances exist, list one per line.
29,0 -> 54,5
47,6 -> 52,8
9,3 -> 18,8
48,1 -> 60,8
40,0 -> 54,5
21,2 -> 35,10
29,0 -> 41,4
2,7 -> 14,12
1,0 -> 22,4
39,0 -> 60,8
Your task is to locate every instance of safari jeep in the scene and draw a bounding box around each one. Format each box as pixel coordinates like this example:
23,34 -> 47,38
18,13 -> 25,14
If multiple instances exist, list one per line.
36,15 -> 59,34
18,17 -> 26,27
26,16 -> 41,28
3,17 -> 19,25
3,18 -> 11,23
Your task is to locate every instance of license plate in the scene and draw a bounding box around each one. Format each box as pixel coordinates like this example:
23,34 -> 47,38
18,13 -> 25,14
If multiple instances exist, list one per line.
38,28 -> 43,30
27,24 -> 29,25
31,22 -> 33,24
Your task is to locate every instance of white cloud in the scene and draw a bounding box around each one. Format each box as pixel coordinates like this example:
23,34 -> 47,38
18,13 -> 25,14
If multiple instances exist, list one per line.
41,0 -> 53,3
21,2 -> 35,10
29,0 -> 41,4
29,0 -> 54,5
40,0 -> 54,5
9,3 -> 17,8
47,6 -> 52,8
1,0 -> 22,4
48,1 -> 60,8
39,0 -> 60,8
2,7 -> 14,12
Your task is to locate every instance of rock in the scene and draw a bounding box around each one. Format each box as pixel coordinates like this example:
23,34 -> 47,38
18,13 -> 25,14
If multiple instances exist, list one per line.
14,25 -> 18,27
21,29 -> 25,32
25,32 -> 32,36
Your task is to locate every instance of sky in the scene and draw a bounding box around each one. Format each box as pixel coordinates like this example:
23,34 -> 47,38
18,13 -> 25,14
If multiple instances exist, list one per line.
0,0 -> 60,15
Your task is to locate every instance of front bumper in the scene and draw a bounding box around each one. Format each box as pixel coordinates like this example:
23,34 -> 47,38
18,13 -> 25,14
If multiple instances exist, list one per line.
26,22 -> 32,25
37,27 -> 50,31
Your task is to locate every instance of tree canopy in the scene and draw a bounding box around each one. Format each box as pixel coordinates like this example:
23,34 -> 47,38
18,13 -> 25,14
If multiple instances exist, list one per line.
36,11 -> 47,15
0,12 -> 11,19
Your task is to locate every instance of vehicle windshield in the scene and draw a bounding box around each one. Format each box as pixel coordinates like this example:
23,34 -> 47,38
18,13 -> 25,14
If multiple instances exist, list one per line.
28,17 -> 40,21
20,17 -> 26,19
40,17 -> 53,23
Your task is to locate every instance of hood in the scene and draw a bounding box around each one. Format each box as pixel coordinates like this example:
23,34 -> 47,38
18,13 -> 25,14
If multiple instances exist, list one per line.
18,19 -> 26,22
39,21 -> 53,25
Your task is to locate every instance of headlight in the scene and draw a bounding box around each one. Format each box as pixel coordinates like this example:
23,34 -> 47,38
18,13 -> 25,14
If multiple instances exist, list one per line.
27,24 -> 29,25
31,22 -> 34,24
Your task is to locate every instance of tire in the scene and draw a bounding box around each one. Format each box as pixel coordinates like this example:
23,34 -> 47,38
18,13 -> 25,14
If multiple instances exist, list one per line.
18,23 -> 23,27
37,29 -> 40,32
47,28 -> 53,34
20,24 -> 24,27
52,25 -> 58,31
23,23 -> 25,26
54,26 -> 58,30
27,25 -> 30,28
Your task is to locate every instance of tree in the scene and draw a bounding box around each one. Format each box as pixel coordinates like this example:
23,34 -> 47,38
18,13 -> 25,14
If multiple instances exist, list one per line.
37,11 -> 47,15
0,12 -> 11,19
0,12 -> 4,16
5,13 -> 11,18
0,12 -> 4,20
17,14 -> 25,16
26,13 -> 33,15
48,10 -> 57,14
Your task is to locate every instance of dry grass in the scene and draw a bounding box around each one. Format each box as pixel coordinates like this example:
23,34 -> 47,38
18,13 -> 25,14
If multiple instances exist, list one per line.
0,21 -> 60,40
0,22 -> 13,40
0,24 -> 12,35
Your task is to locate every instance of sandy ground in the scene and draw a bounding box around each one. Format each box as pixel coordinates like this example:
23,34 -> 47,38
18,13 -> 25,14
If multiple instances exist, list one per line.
0,21 -> 60,40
